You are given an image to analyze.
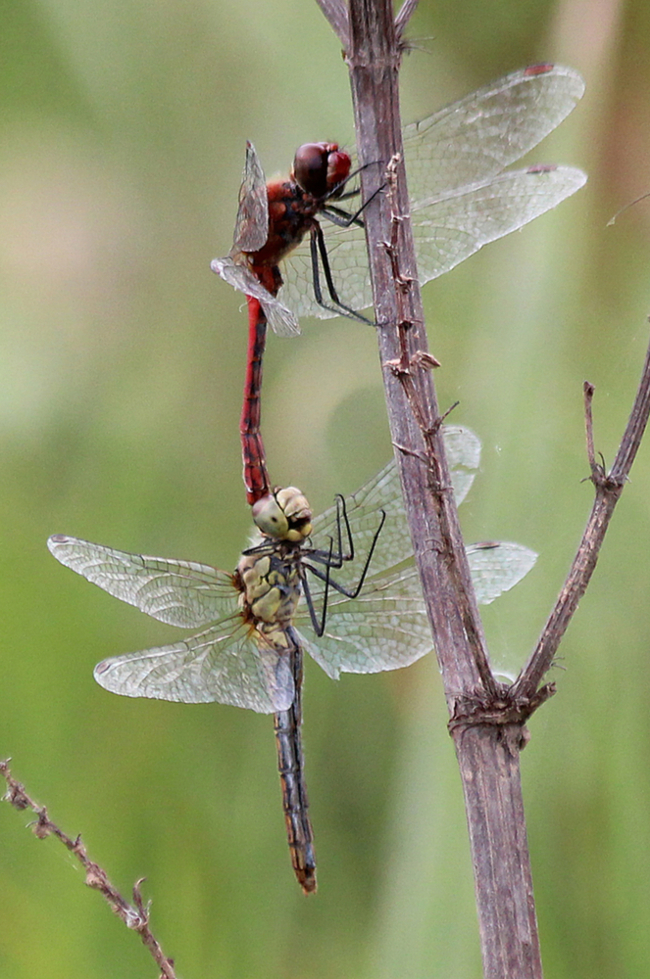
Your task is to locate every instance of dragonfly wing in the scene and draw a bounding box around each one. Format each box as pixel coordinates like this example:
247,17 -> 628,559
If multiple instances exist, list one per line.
442,425 -> 481,507
276,222 -> 370,321
277,66 -> 584,320
309,426 -> 480,584
298,542 -> 537,679
412,165 -> 587,288
283,162 -> 586,316
296,566 -> 432,679
466,541 -> 537,605
211,255 -> 301,337
402,64 -> 585,201
48,535 -> 236,629
94,623 -> 295,713
233,141 -> 269,253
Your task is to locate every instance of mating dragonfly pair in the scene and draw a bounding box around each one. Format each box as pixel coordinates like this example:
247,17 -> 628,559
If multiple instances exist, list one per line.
49,65 -> 586,893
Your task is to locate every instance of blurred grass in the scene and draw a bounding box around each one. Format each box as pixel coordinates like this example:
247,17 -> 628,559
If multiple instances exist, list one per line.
2,0 -> 650,976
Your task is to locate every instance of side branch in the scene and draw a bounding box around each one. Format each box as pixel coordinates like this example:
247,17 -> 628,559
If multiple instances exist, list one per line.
395,0 -> 420,40
512,332 -> 650,701
1,760 -> 177,979
314,0 -> 349,46
315,0 -> 419,48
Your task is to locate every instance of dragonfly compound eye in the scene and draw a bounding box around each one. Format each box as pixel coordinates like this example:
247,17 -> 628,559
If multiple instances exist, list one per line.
292,142 -> 350,199
252,494 -> 289,539
292,143 -> 331,197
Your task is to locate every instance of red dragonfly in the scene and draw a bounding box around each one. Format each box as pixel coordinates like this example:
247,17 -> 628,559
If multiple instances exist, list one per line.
213,63 -> 586,502
48,427 -> 537,893
230,138 -> 366,504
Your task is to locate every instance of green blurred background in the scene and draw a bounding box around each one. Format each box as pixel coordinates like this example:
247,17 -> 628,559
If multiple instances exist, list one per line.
2,0 -> 650,976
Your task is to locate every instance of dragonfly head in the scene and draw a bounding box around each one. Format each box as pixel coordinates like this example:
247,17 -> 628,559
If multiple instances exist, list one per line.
252,487 -> 312,543
292,142 -> 352,200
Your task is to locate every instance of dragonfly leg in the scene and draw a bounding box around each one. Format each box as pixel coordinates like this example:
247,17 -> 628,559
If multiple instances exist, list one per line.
325,180 -> 383,229
308,494 -> 349,567
322,201 -> 364,229
300,532 -> 337,638
309,225 -> 374,325
337,506 -> 387,599
301,498 -> 388,637
306,504 -> 387,602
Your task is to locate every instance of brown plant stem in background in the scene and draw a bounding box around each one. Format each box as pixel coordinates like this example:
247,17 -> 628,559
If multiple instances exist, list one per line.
0,760 -> 177,979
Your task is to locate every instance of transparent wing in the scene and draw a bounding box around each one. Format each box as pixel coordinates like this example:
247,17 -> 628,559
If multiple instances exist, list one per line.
48,534 -> 295,712
297,424 -> 537,677
233,141 -> 269,253
210,255 -> 300,337
333,65 -> 584,204
444,425 -> 482,504
401,64 -> 585,202
93,624 -> 294,713
276,64 -> 586,321
48,535 -> 235,628
213,142 -> 301,337
466,541 -> 537,605
297,543 -> 537,679
308,426 -> 480,583
214,66 -> 585,328
277,164 -> 586,320
297,566 -> 432,679
409,165 -> 586,290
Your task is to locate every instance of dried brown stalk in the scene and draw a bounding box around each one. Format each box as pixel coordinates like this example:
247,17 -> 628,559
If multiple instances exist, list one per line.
314,1 -> 650,977
511,362 -> 650,701
0,760 -> 177,979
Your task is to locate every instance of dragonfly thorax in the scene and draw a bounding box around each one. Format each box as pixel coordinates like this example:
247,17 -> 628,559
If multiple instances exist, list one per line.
244,179 -> 317,271
236,550 -> 302,644
252,487 -> 312,542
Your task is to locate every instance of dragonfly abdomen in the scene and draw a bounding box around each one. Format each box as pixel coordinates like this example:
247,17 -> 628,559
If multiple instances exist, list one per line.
273,642 -> 316,895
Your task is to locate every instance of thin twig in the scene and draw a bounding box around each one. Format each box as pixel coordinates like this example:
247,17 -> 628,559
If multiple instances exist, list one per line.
584,381 -> 597,472
0,760 -> 177,979
313,0 -> 349,47
511,332 -> 650,701
395,0 -> 419,40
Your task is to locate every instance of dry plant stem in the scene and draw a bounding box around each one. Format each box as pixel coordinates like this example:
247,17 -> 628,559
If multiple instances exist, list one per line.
0,760 -> 177,979
512,337 -> 650,701
340,1 -> 543,976
345,0 -> 496,707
